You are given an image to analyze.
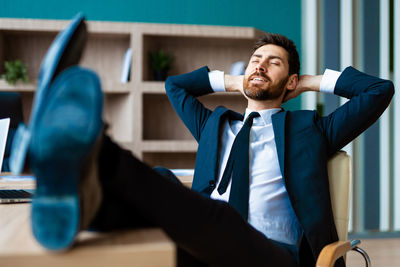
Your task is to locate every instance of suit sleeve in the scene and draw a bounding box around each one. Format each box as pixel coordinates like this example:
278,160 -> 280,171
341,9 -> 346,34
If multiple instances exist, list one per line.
317,66 -> 394,155
165,66 -> 214,142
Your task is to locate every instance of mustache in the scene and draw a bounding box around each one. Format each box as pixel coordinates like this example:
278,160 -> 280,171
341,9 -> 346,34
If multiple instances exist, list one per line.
249,71 -> 271,82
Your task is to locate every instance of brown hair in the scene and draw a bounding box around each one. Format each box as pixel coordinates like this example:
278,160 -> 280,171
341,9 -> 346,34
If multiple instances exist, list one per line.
253,33 -> 300,76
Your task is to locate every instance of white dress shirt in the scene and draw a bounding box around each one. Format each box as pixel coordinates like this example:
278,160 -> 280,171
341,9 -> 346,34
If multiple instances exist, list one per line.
207,68 -> 341,246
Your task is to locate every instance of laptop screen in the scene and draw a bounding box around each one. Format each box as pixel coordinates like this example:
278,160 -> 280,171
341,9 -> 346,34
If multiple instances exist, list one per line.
0,118 -> 10,173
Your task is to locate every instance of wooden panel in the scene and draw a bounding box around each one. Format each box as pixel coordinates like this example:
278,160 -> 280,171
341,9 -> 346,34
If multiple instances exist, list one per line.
0,28 -> 132,144
1,30 -> 130,90
103,93 -> 134,143
0,18 -> 132,35
142,35 -> 254,81
141,140 -> 197,152
0,178 -> 175,267
136,23 -> 262,39
143,93 -> 193,140
199,93 -> 247,113
0,80 -> 36,92
81,33 -> 130,86
143,152 -> 196,169
143,93 -> 247,140
2,31 -> 56,80
0,18 -> 69,32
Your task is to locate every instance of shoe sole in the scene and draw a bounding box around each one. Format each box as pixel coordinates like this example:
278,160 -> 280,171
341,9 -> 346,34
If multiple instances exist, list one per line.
8,14 -> 86,175
30,66 -> 102,251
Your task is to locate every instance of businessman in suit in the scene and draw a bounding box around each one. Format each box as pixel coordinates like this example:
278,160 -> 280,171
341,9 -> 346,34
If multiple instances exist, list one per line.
30,33 -> 393,267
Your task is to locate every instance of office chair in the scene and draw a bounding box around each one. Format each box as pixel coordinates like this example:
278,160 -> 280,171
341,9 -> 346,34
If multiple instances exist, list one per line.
0,92 -> 24,172
316,151 -> 370,267
177,151 -> 371,267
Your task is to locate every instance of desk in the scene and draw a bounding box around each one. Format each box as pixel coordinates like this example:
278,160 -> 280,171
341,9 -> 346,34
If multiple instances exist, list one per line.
0,177 -> 176,267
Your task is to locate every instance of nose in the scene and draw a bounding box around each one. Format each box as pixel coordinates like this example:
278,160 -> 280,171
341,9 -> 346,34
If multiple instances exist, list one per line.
255,63 -> 266,73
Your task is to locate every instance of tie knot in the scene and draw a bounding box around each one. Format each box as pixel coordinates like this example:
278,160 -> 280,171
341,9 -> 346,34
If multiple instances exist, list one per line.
244,112 -> 260,126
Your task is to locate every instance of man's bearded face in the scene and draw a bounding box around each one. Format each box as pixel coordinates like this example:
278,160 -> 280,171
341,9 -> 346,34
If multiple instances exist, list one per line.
243,44 -> 291,101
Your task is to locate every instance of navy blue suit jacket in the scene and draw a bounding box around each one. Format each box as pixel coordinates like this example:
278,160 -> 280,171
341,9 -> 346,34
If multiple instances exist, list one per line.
165,66 -> 394,266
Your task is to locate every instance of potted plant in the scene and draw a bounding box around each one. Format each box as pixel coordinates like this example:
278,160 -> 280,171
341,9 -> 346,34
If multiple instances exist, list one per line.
2,60 -> 29,85
149,50 -> 174,81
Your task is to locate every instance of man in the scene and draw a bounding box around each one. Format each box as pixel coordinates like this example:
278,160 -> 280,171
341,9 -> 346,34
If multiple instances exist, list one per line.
29,32 -> 393,267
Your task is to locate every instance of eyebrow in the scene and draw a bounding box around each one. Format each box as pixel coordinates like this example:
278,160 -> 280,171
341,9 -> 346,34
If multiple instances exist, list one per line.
252,54 -> 284,61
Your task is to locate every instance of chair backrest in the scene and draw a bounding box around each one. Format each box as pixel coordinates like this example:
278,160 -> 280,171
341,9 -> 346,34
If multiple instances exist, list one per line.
327,151 -> 352,242
177,150 -> 352,242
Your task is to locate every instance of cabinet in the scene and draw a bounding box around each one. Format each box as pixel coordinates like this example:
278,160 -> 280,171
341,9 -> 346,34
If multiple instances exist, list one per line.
0,18 -> 262,169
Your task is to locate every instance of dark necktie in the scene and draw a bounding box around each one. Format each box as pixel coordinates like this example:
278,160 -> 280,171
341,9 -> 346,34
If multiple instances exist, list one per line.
217,111 -> 260,220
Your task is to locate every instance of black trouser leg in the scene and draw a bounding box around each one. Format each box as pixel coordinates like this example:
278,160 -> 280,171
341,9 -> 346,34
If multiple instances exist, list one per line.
153,167 -> 209,267
92,136 -> 299,267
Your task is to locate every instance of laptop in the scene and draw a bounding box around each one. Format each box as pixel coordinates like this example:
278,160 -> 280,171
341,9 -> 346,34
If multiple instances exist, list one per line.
0,118 -> 34,203
0,118 -> 10,172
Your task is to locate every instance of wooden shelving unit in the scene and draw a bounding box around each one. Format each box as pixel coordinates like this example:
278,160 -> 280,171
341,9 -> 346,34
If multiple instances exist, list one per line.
0,18 -> 262,169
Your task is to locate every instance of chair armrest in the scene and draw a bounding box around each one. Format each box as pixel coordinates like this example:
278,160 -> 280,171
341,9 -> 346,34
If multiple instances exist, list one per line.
316,240 -> 370,267
316,240 -> 351,267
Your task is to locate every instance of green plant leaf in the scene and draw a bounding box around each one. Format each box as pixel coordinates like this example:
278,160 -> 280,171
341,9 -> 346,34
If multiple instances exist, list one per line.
149,50 -> 174,72
2,59 -> 29,85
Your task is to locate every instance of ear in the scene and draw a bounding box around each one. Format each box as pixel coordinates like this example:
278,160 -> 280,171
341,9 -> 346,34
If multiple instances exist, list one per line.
286,74 -> 298,91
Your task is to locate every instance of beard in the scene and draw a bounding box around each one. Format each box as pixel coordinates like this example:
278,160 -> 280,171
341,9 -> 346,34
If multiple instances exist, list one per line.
243,73 -> 289,101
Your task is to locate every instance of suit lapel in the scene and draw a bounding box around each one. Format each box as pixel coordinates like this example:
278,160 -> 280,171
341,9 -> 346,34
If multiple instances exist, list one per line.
272,110 -> 287,177
192,107 -> 232,194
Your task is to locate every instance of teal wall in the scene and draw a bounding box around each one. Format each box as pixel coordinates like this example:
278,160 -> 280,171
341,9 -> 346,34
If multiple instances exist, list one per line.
1,0 -> 302,109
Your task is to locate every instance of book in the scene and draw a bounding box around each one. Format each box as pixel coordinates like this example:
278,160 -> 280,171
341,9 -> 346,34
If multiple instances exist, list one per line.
230,61 -> 245,75
120,48 -> 132,83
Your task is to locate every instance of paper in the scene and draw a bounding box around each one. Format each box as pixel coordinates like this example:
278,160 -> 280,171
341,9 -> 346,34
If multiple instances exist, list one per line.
9,123 -> 31,175
170,169 -> 194,176
0,118 -> 10,172
0,175 -> 35,181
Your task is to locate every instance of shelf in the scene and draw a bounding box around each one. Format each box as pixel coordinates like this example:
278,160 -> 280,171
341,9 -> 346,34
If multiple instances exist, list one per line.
0,30 -> 130,86
103,93 -> 134,143
142,35 -> 256,81
0,31 -> 57,80
140,81 -> 244,96
140,81 -> 245,97
101,81 -> 131,94
140,81 -> 165,93
143,94 -> 193,140
142,92 -> 247,140
0,19 -> 134,35
1,17 -> 262,165
0,79 -> 130,94
135,23 -> 263,39
81,32 -> 131,83
141,140 -> 197,152
0,80 -> 36,92
198,93 -> 247,112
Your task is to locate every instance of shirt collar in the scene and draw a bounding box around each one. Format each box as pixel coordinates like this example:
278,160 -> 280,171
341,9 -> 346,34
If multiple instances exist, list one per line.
244,108 -> 281,125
